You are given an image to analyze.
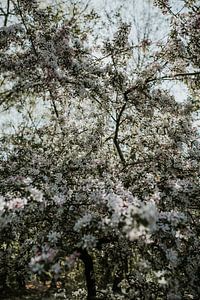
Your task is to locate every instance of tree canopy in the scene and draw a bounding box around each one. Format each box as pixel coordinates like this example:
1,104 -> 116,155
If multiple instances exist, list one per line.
0,0 -> 200,299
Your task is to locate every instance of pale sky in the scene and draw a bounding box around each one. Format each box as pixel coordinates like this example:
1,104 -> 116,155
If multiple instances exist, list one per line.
0,0 -> 198,132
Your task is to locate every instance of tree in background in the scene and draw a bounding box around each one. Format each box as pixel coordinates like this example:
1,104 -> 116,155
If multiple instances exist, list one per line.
0,0 -> 200,299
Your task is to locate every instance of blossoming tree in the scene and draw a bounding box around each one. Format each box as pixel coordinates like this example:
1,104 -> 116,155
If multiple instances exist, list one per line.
0,0 -> 200,299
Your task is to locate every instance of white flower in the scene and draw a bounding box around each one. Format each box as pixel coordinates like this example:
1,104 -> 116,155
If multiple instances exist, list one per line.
28,187 -> 43,202
81,234 -> 97,249
0,195 -> 5,211
158,277 -> 167,285
7,197 -> 28,210
47,231 -> 61,243
22,177 -> 32,185
155,270 -> 166,278
127,224 -> 147,241
53,194 -> 66,205
38,1 -> 50,9
106,192 -> 126,213
74,214 -> 92,232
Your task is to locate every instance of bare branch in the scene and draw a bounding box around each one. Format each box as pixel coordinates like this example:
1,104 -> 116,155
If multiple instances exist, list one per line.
15,0 -> 38,56
146,71 -> 200,84
4,0 -> 10,26
113,95 -> 128,165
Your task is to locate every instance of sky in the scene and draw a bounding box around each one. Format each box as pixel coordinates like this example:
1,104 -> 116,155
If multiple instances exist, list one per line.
0,0 -> 198,132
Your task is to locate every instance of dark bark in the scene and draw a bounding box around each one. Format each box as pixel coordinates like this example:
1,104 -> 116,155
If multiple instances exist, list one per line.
0,250 -> 10,293
79,249 -> 96,300
112,268 -> 123,293
113,101 -> 127,165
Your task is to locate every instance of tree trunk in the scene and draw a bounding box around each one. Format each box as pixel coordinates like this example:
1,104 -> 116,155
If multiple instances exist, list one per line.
112,270 -> 123,293
79,249 -> 96,300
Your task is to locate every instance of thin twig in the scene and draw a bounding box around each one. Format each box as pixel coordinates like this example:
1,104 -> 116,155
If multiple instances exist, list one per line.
16,0 -> 38,56
4,0 -> 10,26
146,71 -> 200,85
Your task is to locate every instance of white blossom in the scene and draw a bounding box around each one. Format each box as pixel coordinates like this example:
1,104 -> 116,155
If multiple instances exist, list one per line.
7,197 -> 28,210
74,214 -> 93,232
0,195 -> 5,211
28,187 -> 43,202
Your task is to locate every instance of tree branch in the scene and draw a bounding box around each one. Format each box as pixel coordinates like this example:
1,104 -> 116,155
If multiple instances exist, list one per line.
49,91 -> 59,119
3,0 -> 10,26
16,0 -> 38,57
113,100 -> 127,165
146,71 -> 200,84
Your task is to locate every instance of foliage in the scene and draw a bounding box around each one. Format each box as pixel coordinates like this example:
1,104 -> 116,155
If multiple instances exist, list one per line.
0,0 -> 200,299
